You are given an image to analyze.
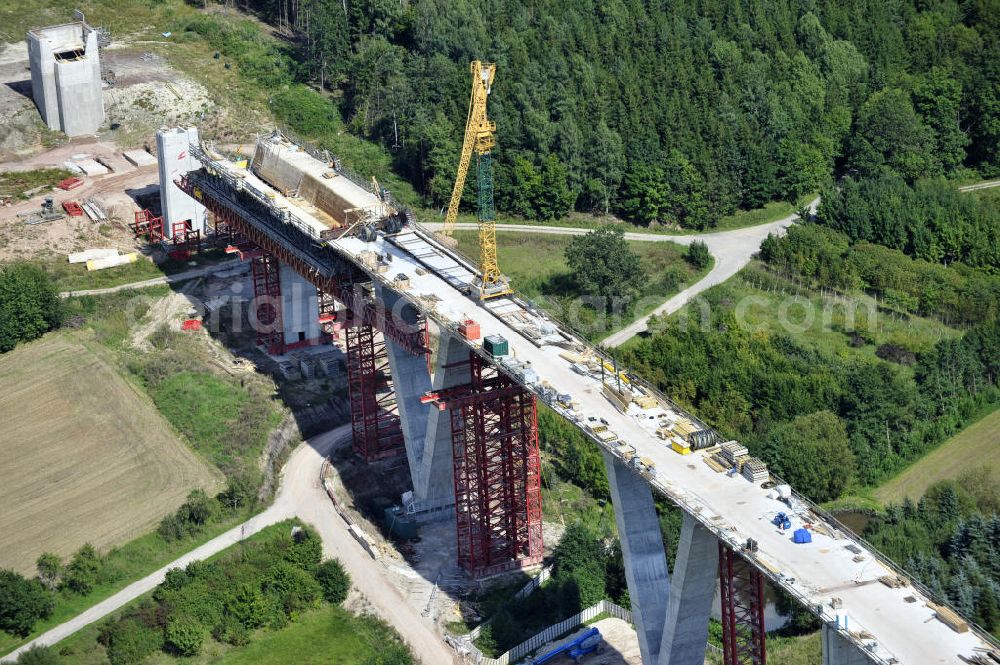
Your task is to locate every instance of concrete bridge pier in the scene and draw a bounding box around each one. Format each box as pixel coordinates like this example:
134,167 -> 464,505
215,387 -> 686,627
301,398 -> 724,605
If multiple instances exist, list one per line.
604,451 -> 718,665
659,514 -> 718,665
279,265 -> 322,348
822,624 -> 872,665
604,451 -> 671,664
375,286 -> 462,518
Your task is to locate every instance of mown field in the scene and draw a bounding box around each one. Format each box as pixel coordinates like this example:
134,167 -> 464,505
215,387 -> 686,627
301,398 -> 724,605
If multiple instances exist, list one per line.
0,333 -> 223,575
876,406 -> 1000,504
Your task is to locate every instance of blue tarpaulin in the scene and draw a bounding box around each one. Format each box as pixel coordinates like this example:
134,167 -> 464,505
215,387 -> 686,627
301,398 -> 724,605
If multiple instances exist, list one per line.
793,528 -> 812,544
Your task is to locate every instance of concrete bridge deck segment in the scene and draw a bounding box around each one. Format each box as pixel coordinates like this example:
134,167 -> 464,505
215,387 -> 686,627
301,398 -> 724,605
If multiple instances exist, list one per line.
182,145 -> 994,665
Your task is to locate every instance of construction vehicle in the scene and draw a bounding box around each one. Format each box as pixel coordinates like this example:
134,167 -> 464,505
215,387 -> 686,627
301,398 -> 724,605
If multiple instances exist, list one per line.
442,61 -> 511,299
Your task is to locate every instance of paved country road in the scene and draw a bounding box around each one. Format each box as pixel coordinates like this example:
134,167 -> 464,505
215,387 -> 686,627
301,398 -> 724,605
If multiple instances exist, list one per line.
958,179 -> 1000,192
2,425 -> 460,665
423,196 -> 818,346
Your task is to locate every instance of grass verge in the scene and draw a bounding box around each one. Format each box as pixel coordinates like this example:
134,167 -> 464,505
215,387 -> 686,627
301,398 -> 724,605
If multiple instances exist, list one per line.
0,169 -> 74,200
431,192 -> 815,236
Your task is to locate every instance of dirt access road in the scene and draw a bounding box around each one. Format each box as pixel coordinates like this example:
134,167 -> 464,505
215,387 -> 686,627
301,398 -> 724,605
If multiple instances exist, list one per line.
1,425 -> 461,665
423,197 -> 817,347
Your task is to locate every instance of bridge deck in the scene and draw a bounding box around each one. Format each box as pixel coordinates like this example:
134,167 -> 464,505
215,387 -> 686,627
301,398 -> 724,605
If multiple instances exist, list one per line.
328,228 -> 988,665
196,141 -> 991,664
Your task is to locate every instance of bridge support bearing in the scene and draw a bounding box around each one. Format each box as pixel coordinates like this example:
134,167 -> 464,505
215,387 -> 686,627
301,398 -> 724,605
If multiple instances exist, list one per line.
250,252 -> 285,354
345,321 -> 405,462
450,352 -> 543,577
719,543 -> 767,665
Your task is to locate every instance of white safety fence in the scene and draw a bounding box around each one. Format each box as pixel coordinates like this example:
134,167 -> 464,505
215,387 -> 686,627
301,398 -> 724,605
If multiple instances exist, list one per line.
453,599 -> 632,665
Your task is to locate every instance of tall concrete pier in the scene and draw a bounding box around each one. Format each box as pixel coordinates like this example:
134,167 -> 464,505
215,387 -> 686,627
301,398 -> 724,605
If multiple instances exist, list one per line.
26,22 -> 104,137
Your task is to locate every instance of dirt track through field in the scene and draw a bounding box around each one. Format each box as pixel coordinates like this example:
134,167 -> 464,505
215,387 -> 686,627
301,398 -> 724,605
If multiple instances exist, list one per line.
0,335 -> 222,574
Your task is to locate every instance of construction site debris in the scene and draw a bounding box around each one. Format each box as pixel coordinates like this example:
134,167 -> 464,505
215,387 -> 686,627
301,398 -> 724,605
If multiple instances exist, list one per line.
720,441 -> 748,463
58,177 -> 84,191
879,575 -> 908,589
62,201 -> 83,216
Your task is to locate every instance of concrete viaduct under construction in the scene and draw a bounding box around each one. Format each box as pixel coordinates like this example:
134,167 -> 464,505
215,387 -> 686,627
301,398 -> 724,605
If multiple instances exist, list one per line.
154,126 -> 997,665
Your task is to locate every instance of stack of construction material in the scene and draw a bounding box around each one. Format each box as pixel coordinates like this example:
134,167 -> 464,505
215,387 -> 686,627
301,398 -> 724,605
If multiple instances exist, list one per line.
720,441 -> 748,465
86,252 -> 137,271
741,457 -> 769,483
68,248 -> 118,264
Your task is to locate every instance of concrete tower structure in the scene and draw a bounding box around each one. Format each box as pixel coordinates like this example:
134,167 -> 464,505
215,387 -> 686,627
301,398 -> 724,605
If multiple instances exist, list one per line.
26,22 -> 105,137
156,127 -> 208,239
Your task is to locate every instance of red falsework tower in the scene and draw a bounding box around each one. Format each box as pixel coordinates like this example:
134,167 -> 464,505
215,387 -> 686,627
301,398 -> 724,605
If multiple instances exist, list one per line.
250,252 -> 285,354
344,321 -> 405,461
719,542 -> 767,665
450,353 -> 543,577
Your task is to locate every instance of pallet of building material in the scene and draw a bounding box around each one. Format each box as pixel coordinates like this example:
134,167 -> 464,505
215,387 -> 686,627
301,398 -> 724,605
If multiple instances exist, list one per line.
720,440 -> 749,464
741,457 -> 769,483
58,177 -> 83,191
711,452 -> 734,471
62,201 -> 84,216
701,457 -> 728,473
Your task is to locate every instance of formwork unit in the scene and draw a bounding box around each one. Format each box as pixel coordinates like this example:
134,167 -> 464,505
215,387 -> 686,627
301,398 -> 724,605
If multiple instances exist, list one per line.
250,253 -> 285,354
449,352 -> 543,577
344,322 -> 405,461
719,543 -> 767,665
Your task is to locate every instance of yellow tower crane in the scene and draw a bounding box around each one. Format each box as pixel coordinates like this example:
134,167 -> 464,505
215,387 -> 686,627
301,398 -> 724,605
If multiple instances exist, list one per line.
443,60 -> 511,299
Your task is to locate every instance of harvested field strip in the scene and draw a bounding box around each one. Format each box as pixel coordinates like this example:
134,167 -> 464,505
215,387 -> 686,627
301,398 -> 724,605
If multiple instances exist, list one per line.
0,334 -> 223,574
875,406 -> 1000,504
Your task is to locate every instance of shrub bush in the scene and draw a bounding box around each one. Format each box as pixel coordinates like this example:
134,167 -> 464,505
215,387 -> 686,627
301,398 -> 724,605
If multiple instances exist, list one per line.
314,559 -> 351,605
0,570 -> 54,637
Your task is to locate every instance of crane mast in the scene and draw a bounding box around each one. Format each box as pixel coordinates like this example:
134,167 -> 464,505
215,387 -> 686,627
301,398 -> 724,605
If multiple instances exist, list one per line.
443,60 -> 511,299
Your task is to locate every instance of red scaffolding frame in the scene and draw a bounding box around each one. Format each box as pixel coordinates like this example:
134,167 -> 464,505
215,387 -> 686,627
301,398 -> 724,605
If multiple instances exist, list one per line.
169,220 -> 202,260
344,321 -> 405,461
448,352 -> 543,578
719,543 -> 767,665
131,209 -> 164,242
250,252 -> 285,354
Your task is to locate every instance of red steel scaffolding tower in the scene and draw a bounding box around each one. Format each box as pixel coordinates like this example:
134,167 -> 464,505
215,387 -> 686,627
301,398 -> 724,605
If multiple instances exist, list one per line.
449,352 -> 543,577
250,253 -> 285,354
344,321 -> 405,461
719,543 -> 767,665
